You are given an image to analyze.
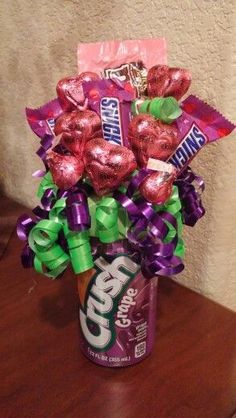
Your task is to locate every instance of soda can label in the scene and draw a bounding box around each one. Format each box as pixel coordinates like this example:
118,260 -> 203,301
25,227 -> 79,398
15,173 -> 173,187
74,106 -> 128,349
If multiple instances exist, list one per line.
78,254 -> 157,367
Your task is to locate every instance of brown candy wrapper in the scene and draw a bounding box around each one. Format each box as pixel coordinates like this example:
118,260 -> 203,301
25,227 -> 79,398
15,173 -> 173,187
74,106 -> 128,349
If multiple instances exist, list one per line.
103,61 -> 147,97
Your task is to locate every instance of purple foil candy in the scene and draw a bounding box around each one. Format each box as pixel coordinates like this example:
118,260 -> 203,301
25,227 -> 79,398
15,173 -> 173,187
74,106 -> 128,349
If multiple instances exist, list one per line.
26,98 -> 63,140
26,99 -> 63,163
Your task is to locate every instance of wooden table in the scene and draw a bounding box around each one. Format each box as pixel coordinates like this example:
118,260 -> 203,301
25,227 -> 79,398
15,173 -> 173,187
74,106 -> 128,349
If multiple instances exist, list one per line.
1,197 -> 236,418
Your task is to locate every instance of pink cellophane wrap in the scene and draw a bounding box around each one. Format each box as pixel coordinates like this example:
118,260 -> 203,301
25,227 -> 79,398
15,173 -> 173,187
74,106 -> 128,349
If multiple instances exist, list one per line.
77,38 -> 167,74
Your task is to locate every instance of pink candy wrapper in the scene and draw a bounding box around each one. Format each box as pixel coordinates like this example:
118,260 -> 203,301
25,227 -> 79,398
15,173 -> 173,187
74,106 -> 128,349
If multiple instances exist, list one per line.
77,38 -> 167,74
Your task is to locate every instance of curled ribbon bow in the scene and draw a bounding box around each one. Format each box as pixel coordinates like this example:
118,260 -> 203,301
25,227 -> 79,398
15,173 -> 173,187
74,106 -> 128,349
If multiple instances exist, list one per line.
17,166 -> 204,279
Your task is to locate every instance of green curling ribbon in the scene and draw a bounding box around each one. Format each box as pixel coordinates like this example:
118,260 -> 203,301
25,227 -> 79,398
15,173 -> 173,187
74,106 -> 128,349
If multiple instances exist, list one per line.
88,196 -> 130,241
50,198 -> 94,275
64,224 -> 93,274
132,97 -> 182,124
95,197 -> 119,243
29,176 -> 184,278
28,219 -> 70,278
49,198 -> 66,222
37,171 -> 58,199
154,185 -> 185,258
29,196 -> 94,278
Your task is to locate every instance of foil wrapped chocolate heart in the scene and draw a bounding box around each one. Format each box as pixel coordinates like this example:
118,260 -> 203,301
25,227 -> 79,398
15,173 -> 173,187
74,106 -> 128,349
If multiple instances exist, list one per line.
139,169 -> 176,205
54,109 -> 102,137
54,109 -> 102,155
60,131 -> 85,159
54,111 -> 77,135
46,150 -> 84,190
57,72 -> 100,111
128,114 -> 179,167
147,65 -> 191,100
83,138 -> 137,195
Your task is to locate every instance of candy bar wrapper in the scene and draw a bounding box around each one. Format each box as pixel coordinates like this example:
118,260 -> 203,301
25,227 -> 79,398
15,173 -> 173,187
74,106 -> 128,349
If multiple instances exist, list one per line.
78,252 -> 157,367
83,79 -> 135,146
26,98 -> 63,140
103,61 -> 148,97
78,38 -> 167,73
167,95 -> 236,172
78,39 -> 167,97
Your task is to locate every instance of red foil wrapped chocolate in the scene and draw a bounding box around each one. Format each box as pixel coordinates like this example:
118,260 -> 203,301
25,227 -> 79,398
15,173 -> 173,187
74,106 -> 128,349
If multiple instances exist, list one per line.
54,109 -> 102,156
128,114 -> 179,167
46,150 -> 84,189
57,72 -> 100,112
83,138 -> 137,195
147,65 -> 191,101
139,169 -> 176,205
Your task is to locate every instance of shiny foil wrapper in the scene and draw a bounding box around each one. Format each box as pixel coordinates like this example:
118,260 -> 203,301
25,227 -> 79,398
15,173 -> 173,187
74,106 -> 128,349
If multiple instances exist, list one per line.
46,150 -> 84,189
56,72 -> 100,112
139,169 -> 176,205
147,65 -> 191,101
54,109 -> 102,155
128,114 -> 180,167
83,138 -> 137,196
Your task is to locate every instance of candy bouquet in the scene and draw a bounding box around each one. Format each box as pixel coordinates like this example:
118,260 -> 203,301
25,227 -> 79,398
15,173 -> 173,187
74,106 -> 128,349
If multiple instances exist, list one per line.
17,39 -> 235,367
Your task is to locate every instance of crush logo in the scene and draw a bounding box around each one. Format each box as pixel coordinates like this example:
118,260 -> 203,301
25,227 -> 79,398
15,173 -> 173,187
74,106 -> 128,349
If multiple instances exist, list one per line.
100,97 -> 123,145
168,124 -> 207,170
79,256 -> 139,351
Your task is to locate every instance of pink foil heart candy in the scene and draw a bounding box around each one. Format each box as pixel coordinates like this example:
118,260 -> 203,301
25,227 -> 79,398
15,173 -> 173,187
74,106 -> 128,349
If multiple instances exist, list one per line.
147,65 -> 191,100
54,109 -> 102,155
54,111 -> 77,135
60,131 -> 86,159
128,114 -> 179,167
46,150 -> 84,190
54,109 -> 102,138
83,138 -> 137,195
57,72 -> 100,112
139,169 -> 176,205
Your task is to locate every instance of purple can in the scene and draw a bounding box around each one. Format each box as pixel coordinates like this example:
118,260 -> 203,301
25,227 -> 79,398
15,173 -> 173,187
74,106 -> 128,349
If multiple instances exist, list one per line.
78,253 -> 158,367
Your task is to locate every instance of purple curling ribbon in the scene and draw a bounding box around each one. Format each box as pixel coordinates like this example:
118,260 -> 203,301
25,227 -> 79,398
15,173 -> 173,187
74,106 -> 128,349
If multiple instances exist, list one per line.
21,244 -> 34,268
175,167 -> 205,226
41,188 -> 57,211
66,192 -> 91,231
17,215 -> 36,268
114,170 -> 184,277
32,206 -> 49,220
18,166 -> 205,279
17,215 -> 35,241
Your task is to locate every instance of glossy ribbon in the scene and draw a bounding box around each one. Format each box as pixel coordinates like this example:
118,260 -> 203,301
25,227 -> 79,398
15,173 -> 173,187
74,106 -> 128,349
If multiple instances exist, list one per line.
175,166 -> 205,226
17,166 -> 205,279
132,97 -> 182,124
114,169 -> 185,277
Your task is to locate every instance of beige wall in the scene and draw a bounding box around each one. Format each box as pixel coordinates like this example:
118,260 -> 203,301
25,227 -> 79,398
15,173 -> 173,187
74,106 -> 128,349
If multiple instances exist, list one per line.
1,0 -> 236,310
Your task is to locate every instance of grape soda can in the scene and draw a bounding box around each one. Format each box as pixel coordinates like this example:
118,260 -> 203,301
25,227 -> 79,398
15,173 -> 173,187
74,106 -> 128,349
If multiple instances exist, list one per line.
78,252 -> 158,367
